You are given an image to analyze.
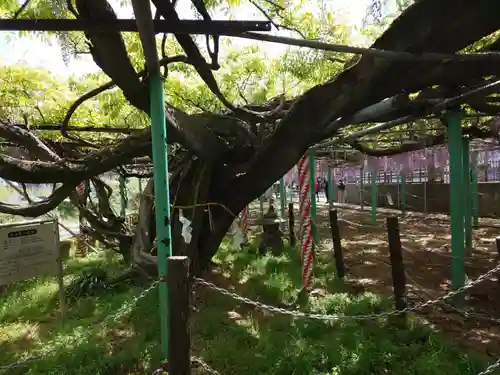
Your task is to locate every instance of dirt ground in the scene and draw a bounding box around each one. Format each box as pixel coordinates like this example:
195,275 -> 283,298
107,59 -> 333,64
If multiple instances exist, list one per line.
245,199 -> 500,359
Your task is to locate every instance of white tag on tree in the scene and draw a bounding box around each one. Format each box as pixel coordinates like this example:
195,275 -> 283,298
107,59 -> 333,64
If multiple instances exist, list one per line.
230,220 -> 244,249
386,193 -> 394,206
179,209 -> 193,244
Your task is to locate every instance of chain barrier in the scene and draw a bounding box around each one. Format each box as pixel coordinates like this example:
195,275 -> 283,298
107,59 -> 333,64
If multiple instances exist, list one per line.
194,268 -> 500,375
3,269 -> 500,374
462,310 -> 500,325
150,357 -> 222,375
0,275 -> 163,372
192,356 -> 222,375
0,355 -> 45,371
194,277 -> 401,320
477,358 -> 500,375
101,276 -> 163,325
441,304 -> 500,326
194,260 -> 500,321
240,198 -> 500,374
337,217 -> 372,229
2,212 -> 500,375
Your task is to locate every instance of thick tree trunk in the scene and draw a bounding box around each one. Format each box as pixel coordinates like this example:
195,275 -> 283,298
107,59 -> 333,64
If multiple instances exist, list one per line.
131,157 -> 247,276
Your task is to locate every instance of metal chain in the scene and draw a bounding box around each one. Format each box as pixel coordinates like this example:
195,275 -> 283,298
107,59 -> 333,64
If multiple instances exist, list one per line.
151,366 -> 166,375
461,311 -> 500,325
337,218 -> 372,229
101,276 -> 163,325
195,277 -> 396,320
439,301 -> 500,325
150,357 -> 222,375
477,358 -> 500,375
0,355 -> 45,371
193,261 -> 500,321
3,263 -> 500,374
192,356 -> 222,375
0,276 -> 163,372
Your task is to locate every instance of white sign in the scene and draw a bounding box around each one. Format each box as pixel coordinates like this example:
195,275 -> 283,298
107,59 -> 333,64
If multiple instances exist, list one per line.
0,219 -> 60,286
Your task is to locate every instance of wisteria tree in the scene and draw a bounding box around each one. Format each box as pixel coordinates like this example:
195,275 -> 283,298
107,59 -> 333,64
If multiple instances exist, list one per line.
1,0 -> 500,274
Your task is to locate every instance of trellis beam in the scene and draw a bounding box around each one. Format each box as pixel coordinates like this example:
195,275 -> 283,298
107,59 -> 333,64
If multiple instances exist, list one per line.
312,80 -> 500,151
9,124 -> 145,133
0,19 -> 271,34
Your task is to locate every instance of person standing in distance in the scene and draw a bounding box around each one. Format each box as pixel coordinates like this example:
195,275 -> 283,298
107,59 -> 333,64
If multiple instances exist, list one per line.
337,179 -> 346,203
324,177 -> 329,202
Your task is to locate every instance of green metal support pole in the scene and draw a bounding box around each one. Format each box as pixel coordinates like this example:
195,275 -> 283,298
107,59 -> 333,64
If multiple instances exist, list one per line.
119,175 -> 127,217
309,151 -> 318,245
400,171 -> 406,214
396,171 -> 400,209
279,177 -> 286,231
138,177 -> 143,192
333,173 -> 338,205
446,111 -> 465,305
463,137 -> 472,251
150,73 -> 173,357
130,0 -> 171,360
423,179 -> 427,213
397,173 -> 400,209
471,151 -> 479,228
360,166 -> 364,211
371,168 -> 377,225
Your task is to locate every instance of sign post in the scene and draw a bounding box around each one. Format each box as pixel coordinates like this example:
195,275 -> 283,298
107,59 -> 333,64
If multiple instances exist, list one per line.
0,219 -> 65,318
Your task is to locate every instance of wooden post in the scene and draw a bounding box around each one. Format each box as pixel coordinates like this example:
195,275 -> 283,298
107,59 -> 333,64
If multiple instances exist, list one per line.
386,216 -> 407,324
495,237 -> 500,258
288,202 -> 296,247
328,209 -> 345,279
55,219 -> 66,322
167,256 -> 191,375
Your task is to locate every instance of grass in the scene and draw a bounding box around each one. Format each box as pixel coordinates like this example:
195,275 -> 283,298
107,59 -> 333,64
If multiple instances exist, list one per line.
0,241 -> 494,375
0,251 -> 164,375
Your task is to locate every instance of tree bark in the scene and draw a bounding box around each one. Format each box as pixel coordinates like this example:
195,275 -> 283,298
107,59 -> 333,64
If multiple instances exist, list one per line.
131,157 -> 240,275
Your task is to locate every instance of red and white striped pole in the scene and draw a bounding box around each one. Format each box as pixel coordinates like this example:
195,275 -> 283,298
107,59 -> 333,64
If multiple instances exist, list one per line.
298,154 -> 314,291
76,181 -> 85,197
240,206 -> 249,242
